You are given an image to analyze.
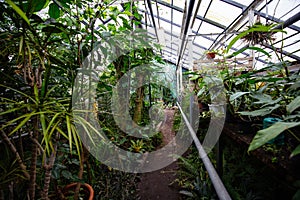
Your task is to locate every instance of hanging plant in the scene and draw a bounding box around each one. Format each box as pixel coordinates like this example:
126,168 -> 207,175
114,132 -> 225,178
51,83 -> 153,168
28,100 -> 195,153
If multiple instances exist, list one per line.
241,22 -> 277,45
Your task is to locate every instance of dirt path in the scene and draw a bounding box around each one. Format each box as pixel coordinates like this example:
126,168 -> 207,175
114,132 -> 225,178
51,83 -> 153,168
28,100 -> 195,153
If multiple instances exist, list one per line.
137,109 -> 181,200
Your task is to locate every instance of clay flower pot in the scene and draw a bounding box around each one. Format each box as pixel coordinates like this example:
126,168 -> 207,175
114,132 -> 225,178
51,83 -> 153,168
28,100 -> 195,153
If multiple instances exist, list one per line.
63,183 -> 94,200
206,52 -> 216,59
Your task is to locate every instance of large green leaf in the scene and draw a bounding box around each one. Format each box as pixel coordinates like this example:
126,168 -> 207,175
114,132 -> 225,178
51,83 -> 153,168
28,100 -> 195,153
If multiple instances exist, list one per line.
239,104 -> 280,117
227,46 -> 271,58
49,3 -> 60,19
287,96 -> 300,114
251,93 -> 282,107
248,121 -> 300,152
57,0 -> 70,8
229,92 -> 249,101
290,145 -> 300,158
66,115 -> 72,152
226,24 -> 284,54
251,93 -> 272,104
5,0 -> 30,25
42,26 -> 63,33
31,0 -> 47,12
292,190 -> 300,200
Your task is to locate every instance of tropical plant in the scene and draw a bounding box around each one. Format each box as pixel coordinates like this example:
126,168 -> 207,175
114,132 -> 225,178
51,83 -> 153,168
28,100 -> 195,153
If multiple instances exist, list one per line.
225,19 -> 300,158
176,147 -> 217,199
0,0 -> 151,199
246,81 -> 300,157
241,21 -> 277,45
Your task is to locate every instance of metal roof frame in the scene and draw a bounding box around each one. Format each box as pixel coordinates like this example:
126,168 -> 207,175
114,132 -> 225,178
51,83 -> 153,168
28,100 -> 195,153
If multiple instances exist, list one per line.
137,0 -> 300,69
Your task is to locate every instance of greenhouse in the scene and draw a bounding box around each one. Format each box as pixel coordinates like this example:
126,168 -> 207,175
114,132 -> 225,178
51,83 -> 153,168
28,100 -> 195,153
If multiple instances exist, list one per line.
0,0 -> 300,199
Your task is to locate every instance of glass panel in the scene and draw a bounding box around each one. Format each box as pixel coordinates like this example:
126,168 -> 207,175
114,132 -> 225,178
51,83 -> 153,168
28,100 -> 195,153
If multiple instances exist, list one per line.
194,36 -> 214,49
197,0 -> 211,17
159,20 -> 171,31
138,0 -> 299,68
196,22 -> 224,40
267,0 -> 300,21
206,1 -> 242,27
172,10 -> 183,26
157,4 -> 171,21
171,24 -> 181,35
234,0 -> 253,6
284,44 -> 300,57
191,19 -> 201,33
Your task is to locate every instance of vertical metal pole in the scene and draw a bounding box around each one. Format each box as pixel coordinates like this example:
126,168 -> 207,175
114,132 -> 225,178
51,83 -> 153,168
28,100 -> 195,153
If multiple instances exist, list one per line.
176,69 -> 180,101
248,9 -> 256,69
189,95 -> 194,125
216,138 -> 223,176
149,83 -> 152,106
179,66 -> 183,92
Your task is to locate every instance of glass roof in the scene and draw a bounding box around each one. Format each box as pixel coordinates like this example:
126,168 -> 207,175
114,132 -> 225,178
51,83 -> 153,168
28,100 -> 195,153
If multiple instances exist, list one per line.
137,0 -> 300,70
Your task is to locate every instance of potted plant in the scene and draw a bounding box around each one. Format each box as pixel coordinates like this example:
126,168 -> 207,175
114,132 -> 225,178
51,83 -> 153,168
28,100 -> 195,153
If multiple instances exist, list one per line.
205,49 -> 219,59
62,182 -> 94,200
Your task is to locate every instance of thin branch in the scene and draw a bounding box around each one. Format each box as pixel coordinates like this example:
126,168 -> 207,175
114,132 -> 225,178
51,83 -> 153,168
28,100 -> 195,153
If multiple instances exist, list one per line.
0,130 -> 30,180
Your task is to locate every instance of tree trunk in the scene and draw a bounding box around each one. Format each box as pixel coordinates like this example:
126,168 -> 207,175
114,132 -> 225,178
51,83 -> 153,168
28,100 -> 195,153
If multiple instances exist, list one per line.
41,149 -> 56,200
133,75 -> 145,123
74,147 -> 88,200
29,117 -> 39,200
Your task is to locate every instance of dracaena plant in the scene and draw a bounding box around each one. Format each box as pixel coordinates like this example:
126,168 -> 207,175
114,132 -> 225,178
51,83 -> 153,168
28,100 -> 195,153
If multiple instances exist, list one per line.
0,83 -> 88,199
0,0 -> 83,198
1,0 -> 153,199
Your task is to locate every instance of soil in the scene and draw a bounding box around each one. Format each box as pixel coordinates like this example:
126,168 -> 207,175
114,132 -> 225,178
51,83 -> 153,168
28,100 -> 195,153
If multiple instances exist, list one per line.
137,109 -> 182,200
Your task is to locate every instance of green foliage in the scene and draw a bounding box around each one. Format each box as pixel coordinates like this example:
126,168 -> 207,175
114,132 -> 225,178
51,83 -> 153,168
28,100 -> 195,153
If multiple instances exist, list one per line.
220,137 -> 296,200
5,0 -> 30,25
0,144 -> 27,187
291,144 -> 300,157
225,59 -> 300,156
226,23 -> 285,53
0,84 -> 82,157
172,110 -> 182,132
0,0 -> 158,198
48,3 -> 60,19
248,121 -> 300,152
176,146 -> 217,199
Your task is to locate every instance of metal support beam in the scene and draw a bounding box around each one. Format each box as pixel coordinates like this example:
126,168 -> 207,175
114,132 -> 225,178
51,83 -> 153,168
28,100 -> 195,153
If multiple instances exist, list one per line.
155,0 -> 225,29
232,11 -> 300,63
209,0 -> 265,50
273,11 -> 300,31
176,0 -> 196,68
146,0 -> 159,40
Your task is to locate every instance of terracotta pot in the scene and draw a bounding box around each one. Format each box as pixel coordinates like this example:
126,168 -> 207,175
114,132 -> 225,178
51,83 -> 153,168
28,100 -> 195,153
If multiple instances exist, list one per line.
63,183 -> 94,200
206,52 -> 216,59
